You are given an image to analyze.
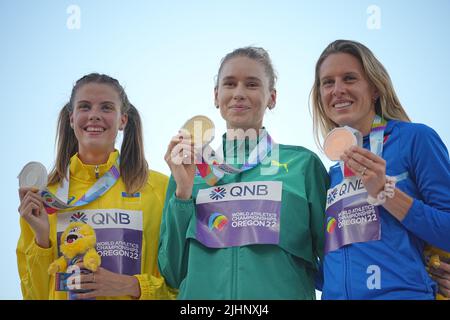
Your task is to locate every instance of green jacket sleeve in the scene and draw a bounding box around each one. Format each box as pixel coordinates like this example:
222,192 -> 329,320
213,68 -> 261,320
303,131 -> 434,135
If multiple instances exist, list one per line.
158,176 -> 196,289
305,154 -> 329,265
16,217 -> 55,300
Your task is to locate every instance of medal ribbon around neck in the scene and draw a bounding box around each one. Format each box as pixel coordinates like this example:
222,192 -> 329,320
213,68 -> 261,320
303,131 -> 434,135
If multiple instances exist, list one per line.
196,129 -> 274,186
369,114 -> 387,157
41,158 -> 121,213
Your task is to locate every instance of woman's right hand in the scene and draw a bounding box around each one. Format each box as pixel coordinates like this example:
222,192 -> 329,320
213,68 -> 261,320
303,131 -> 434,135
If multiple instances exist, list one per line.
18,187 -> 50,248
164,130 -> 197,200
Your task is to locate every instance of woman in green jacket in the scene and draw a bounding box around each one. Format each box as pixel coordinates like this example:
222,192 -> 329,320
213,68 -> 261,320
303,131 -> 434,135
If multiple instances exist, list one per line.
158,47 -> 328,299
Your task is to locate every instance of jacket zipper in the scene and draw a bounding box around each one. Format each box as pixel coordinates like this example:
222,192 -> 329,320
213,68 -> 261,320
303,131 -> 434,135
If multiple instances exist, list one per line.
231,172 -> 242,299
344,246 -> 350,299
231,247 -> 237,299
94,165 -> 99,179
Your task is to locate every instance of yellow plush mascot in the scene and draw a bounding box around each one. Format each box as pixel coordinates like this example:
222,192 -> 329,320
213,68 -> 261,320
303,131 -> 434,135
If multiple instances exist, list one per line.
424,246 -> 450,300
48,222 -> 101,275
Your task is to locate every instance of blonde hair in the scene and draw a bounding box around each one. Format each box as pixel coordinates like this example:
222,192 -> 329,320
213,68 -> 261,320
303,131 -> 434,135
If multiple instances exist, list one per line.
310,40 -> 411,149
48,73 -> 148,194
216,46 -> 277,90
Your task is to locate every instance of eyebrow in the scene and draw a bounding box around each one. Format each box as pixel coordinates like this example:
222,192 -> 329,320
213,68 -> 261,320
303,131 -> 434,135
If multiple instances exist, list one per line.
76,100 -> 116,105
221,76 -> 262,82
320,72 -> 360,82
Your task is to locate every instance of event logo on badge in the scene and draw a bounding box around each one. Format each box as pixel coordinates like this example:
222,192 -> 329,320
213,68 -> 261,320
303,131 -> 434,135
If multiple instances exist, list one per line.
326,216 -> 337,233
208,213 -> 228,231
209,187 -> 226,200
327,188 -> 338,205
70,212 -> 88,224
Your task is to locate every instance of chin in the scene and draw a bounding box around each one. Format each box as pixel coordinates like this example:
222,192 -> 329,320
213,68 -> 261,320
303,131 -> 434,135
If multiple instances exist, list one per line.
82,141 -> 112,152
331,116 -> 355,128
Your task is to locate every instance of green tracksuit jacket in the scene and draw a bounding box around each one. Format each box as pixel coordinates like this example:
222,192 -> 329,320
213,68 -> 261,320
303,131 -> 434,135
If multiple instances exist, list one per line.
158,138 -> 328,299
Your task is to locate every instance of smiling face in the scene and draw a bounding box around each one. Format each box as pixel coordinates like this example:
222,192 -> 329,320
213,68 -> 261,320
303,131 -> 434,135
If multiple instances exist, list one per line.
319,53 -> 378,135
70,83 -> 128,155
214,56 -> 276,132
60,222 -> 97,258
65,226 -> 83,245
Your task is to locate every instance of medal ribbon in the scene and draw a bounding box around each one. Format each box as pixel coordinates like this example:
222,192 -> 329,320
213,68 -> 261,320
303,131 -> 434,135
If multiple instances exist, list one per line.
41,157 -> 121,212
196,129 -> 274,186
340,115 -> 387,179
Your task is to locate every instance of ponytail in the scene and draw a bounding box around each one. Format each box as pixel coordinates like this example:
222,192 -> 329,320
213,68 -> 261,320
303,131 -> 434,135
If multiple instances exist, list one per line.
120,104 -> 149,194
48,103 -> 78,185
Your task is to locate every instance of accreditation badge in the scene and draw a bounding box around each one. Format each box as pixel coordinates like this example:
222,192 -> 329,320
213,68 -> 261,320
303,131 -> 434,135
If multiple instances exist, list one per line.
195,181 -> 282,248
324,177 -> 381,254
56,209 -> 143,275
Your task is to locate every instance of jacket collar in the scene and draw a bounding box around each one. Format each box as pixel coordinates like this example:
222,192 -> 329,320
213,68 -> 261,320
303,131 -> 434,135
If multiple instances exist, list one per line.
69,150 -> 119,182
221,127 -> 267,162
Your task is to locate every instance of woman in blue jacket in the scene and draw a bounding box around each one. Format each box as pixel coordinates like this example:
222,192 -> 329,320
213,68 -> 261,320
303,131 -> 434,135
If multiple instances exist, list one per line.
311,39 -> 450,299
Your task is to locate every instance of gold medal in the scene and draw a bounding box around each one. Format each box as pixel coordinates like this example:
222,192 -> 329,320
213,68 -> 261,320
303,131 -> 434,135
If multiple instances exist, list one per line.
181,115 -> 215,146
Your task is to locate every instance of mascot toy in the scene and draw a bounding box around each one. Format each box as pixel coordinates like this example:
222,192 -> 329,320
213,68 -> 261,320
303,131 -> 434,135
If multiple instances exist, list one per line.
48,222 -> 101,299
424,246 -> 450,300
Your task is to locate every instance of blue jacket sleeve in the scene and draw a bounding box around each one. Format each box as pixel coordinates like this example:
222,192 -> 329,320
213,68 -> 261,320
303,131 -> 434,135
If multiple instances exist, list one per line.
157,176 -> 195,289
400,124 -> 450,251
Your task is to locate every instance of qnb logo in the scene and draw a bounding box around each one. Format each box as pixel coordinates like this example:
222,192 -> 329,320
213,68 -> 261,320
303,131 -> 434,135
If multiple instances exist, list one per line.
91,212 -> 130,225
208,213 -> 228,231
327,188 -> 338,204
70,212 -> 88,224
210,187 -> 226,200
366,265 -> 381,290
326,217 -> 337,233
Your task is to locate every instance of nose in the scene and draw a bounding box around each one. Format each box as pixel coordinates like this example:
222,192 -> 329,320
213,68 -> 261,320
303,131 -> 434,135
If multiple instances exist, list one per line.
88,108 -> 101,121
332,80 -> 345,97
233,83 -> 246,101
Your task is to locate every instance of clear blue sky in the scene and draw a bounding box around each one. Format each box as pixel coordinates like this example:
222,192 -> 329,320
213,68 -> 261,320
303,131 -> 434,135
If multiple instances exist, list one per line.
1,0 -> 449,299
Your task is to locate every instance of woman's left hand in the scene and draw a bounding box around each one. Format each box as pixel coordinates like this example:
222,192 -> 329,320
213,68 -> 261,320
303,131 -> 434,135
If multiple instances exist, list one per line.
428,261 -> 450,299
341,146 -> 386,197
70,263 -> 140,299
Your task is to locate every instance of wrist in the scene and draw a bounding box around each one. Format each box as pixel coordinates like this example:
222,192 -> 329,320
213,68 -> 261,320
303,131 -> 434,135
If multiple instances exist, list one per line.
35,236 -> 50,249
126,275 -> 141,299
381,188 -> 413,221
176,187 -> 192,200
367,176 -> 396,206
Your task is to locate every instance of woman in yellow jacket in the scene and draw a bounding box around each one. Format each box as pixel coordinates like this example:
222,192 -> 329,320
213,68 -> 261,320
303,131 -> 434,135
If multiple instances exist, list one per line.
17,73 -> 175,300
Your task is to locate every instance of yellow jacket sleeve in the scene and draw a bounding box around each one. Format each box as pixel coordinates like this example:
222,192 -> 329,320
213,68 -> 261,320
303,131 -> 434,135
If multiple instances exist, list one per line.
16,217 -> 55,300
134,273 -> 178,300
133,171 -> 178,300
